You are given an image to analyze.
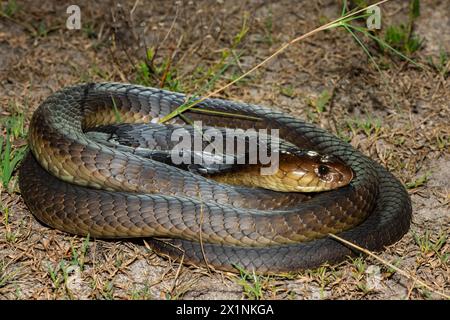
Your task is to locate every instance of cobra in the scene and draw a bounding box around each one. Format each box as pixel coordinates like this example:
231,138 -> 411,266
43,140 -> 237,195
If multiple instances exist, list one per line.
19,82 -> 411,273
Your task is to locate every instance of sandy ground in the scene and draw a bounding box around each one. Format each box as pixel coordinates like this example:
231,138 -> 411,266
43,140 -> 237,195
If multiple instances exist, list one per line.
0,0 -> 448,299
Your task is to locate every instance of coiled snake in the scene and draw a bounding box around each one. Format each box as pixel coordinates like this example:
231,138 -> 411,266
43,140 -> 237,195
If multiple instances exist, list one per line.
19,83 -> 412,273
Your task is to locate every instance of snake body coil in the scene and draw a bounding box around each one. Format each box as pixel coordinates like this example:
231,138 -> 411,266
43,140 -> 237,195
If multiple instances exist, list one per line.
19,83 -> 412,273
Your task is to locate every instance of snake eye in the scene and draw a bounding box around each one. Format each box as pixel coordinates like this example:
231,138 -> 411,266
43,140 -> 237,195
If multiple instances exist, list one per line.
318,165 -> 329,176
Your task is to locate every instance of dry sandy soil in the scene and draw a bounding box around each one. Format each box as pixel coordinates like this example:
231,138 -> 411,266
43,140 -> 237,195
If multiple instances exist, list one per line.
0,0 -> 448,299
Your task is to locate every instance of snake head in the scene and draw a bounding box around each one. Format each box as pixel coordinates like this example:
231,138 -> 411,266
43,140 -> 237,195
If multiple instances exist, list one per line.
312,153 -> 354,190
274,150 -> 354,192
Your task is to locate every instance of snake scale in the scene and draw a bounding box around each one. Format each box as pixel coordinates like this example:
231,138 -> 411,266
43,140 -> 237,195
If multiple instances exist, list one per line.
18,82 -> 412,273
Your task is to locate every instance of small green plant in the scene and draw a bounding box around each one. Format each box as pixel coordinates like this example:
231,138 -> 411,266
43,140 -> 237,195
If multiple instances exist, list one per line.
135,48 -> 154,87
349,257 -> 372,293
0,110 -> 27,192
306,266 -> 335,299
233,13 -> 250,47
380,0 -> 423,56
130,283 -> 153,300
82,23 -> 97,39
351,257 -> 367,275
47,260 -> 80,298
0,130 -> 27,191
101,281 -> 115,300
309,89 -> 331,113
346,116 -> 382,138
36,21 -> 48,37
332,0 -> 423,72
233,264 -> 267,300
440,252 -> 449,264
384,258 -> 402,276
383,24 -> 423,56
413,230 -> 447,257
2,204 -> 22,242
263,8 -> 274,45
70,235 -> 90,271
405,171 -> 430,189
5,115 -> 25,140
135,47 -> 183,92
279,85 -> 295,98
356,282 -> 371,294
47,261 -> 68,290
0,107 -> 26,139
1,0 -> 19,17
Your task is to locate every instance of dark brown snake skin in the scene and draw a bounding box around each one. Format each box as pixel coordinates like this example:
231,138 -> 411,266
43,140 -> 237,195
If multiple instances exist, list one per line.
18,82 -> 412,273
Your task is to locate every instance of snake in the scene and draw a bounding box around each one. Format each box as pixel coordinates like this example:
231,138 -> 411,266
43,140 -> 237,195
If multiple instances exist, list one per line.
18,82 -> 412,273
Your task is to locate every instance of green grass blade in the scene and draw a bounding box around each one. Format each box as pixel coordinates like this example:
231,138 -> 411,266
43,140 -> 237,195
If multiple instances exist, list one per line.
189,107 -> 261,121
343,24 -> 382,74
110,95 -> 122,122
347,24 -> 423,68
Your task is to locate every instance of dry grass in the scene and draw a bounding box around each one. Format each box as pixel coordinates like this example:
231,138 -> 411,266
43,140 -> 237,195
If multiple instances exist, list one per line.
0,0 -> 448,299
